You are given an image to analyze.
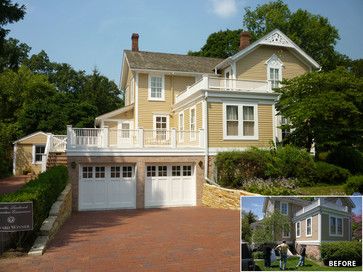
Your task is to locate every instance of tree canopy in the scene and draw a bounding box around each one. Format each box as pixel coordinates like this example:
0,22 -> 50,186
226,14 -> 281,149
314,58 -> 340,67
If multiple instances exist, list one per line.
189,0 -> 353,71
276,67 -> 363,153
0,0 -> 25,47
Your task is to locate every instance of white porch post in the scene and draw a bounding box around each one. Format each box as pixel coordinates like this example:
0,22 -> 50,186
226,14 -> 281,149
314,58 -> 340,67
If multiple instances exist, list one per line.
138,128 -> 144,148
171,128 -> 177,148
66,125 -> 73,149
102,126 -> 109,148
199,129 -> 205,148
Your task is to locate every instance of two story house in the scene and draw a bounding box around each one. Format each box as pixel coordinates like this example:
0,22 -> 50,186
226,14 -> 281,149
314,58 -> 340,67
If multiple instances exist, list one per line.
262,197 -> 355,259
64,29 -> 321,211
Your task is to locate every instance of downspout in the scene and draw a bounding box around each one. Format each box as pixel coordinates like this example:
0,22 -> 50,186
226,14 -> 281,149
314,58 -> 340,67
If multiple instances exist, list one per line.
203,90 -> 219,187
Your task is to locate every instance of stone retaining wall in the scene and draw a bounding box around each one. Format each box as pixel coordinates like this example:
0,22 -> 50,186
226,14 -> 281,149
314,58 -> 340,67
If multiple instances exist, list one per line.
28,183 -> 72,256
202,183 -> 258,210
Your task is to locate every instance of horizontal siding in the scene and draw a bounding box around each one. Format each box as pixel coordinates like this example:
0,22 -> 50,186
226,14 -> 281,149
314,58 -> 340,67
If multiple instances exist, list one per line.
208,102 -> 273,148
138,73 -> 195,129
19,134 -> 48,144
15,144 -> 41,175
236,45 -> 310,80
196,102 -> 203,130
296,215 -> 319,241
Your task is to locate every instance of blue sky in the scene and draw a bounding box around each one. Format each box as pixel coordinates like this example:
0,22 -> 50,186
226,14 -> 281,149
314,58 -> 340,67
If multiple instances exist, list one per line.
6,0 -> 363,84
241,196 -> 362,220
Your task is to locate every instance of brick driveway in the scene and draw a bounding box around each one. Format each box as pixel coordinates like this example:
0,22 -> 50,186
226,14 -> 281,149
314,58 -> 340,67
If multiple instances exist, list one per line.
0,207 -> 240,271
0,175 -> 30,195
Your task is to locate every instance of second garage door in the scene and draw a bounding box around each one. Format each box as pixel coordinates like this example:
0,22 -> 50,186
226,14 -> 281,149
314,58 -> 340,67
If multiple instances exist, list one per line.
145,164 -> 196,208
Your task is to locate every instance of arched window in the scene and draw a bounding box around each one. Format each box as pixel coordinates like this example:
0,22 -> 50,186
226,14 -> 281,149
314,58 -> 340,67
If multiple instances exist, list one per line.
266,54 -> 283,89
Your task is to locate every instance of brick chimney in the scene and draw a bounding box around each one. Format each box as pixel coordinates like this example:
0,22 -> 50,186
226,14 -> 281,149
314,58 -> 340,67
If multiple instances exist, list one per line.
239,31 -> 251,50
131,33 -> 139,51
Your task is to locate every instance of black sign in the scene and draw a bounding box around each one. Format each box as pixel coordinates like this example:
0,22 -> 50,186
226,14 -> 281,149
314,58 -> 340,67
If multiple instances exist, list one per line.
0,202 -> 33,232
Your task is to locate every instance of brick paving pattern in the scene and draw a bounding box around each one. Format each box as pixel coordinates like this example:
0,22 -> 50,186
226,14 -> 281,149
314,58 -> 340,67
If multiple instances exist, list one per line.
0,175 -> 30,195
0,207 -> 240,271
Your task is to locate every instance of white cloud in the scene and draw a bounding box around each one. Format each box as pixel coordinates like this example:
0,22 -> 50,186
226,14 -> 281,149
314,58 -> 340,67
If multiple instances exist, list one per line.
211,0 -> 238,18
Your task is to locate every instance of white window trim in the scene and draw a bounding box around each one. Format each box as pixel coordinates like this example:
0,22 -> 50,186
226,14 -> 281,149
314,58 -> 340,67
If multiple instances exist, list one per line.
190,106 -> 196,141
32,144 -> 46,165
130,78 -> 135,104
329,215 -> 344,237
153,114 -> 170,140
222,103 -> 259,140
296,221 -> 301,238
266,54 -> 283,89
306,217 -> 312,237
178,112 -> 184,142
280,202 -> 289,215
148,74 -> 165,101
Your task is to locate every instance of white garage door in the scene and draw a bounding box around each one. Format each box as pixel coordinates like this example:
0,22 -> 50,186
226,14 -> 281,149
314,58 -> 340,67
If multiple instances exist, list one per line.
145,164 -> 196,208
79,165 -> 136,211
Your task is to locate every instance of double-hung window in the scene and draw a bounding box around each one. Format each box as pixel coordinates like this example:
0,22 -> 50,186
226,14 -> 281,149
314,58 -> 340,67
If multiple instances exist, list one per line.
330,216 -> 343,236
269,68 -> 280,88
149,75 -> 164,100
179,112 -> 184,142
280,202 -> 288,215
296,221 -> 301,237
154,115 -> 168,141
33,145 -> 45,163
224,104 -> 258,140
266,54 -> 283,90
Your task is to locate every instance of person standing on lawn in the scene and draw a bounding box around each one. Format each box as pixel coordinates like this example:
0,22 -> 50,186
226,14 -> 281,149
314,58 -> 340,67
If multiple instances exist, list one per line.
264,245 -> 272,267
275,240 -> 289,270
296,244 -> 306,267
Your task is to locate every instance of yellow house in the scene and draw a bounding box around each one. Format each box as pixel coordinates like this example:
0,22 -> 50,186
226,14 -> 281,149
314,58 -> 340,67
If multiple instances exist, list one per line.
13,132 -> 67,176
66,29 -> 321,211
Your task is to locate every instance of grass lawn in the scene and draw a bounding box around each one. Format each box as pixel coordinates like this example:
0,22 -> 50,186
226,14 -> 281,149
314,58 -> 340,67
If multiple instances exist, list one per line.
255,257 -> 361,271
297,184 -> 346,195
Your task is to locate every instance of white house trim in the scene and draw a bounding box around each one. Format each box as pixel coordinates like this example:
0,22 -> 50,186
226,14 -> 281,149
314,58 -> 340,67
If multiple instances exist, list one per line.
189,106 -> 197,141
12,143 -> 17,175
148,74 -> 165,101
135,72 -> 139,129
296,221 -> 301,238
178,111 -> 184,142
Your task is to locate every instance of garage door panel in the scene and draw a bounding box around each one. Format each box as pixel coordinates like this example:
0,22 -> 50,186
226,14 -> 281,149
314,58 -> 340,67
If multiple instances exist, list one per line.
145,165 -> 196,208
79,166 -> 136,210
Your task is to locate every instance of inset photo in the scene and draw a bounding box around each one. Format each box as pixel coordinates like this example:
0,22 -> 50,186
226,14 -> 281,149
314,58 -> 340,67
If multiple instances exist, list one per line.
241,196 -> 362,271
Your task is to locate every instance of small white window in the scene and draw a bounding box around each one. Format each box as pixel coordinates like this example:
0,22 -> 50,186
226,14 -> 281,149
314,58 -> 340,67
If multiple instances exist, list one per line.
179,112 -> 184,142
306,217 -> 312,237
269,68 -> 280,88
82,166 -> 93,179
34,144 -> 45,163
183,165 -> 192,176
147,166 -> 156,177
296,221 -> 301,237
266,54 -> 283,89
226,105 -> 238,136
95,166 -> 105,179
110,166 -> 121,178
280,202 -> 288,215
121,123 -> 130,138
172,166 -> 181,176
243,106 -> 255,136
122,166 -> 133,178
190,107 -> 196,141
148,75 -> 164,100
158,166 -> 167,177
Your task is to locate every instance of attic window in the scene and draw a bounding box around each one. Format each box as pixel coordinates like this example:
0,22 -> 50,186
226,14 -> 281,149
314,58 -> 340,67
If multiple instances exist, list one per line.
266,54 -> 283,89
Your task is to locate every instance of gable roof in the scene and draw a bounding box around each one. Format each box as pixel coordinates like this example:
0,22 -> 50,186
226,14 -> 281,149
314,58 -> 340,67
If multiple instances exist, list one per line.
13,131 -> 51,144
94,104 -> 134,125
124,50 -> 222,74
215,29 -> 321,71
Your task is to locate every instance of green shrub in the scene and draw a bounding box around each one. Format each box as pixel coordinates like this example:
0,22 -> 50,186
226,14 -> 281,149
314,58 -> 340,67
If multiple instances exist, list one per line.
215,149 -> 271,187
321,241 -> 362,266
0,165 -> 68,248
313,161 -> 350,184
344,175 -> 363,194
252,251 -> 264,259
327,147 -> 363,174
273,145 -> 316,179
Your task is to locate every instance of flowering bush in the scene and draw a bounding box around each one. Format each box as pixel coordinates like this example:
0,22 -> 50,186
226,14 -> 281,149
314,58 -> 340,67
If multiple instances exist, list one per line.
242,178 -> 298,195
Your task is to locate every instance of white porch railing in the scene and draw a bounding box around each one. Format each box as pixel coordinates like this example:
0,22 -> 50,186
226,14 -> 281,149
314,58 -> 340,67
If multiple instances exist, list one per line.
176,75 -> 270,103
50,135 -> 67,152
67,125 -> 205,150
295,199 -> 348,216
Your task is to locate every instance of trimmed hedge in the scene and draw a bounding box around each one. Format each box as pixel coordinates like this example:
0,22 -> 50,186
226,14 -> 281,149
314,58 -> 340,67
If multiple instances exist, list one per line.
313,161 -> 350,185
344,175 -> 363,194
0,165 -> 68,248
321,241 -> 362,266
326,147 -> 363,174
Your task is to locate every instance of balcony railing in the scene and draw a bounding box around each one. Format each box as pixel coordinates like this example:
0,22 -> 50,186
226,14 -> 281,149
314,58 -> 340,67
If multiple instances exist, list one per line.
295,199 -> 348,216
175,76 -> 270,103
66,126 -> 205,150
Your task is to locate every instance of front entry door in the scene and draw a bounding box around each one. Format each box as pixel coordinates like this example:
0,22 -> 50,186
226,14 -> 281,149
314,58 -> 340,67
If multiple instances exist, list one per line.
117,121 -> 133,147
